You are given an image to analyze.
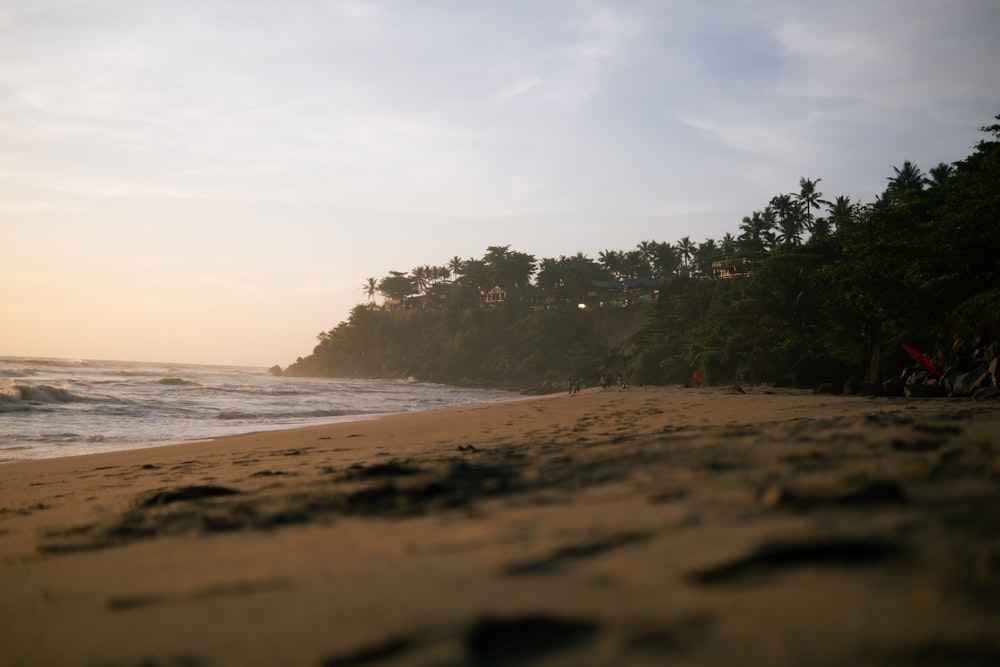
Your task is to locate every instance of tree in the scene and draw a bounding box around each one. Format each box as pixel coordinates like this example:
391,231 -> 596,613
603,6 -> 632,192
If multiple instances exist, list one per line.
362,277 -> 378,304
483,245 -> 536,289
623,250 -> 651,279
720,233 -> 737,257
536,253 -> 608,299
676,236 -> 695,274
884,160 -> 927,203
377,271 -> 414,301
284,116 -> 1000,392
826,195 -> 856,230
599,249 -> 626,279
794,177 -> 827,234
410,265 -> 430,294
648,241 -> 680,278
456,259 -> 490,292
695,239 -> 720,275
738,211 -> 773,256
770,194 -> 804,245
534,257 -> 564,291
928,162 -> 954,188
809,216 -> 833,241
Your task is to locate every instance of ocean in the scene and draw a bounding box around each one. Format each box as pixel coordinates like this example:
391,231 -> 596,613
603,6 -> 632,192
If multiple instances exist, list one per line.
0,356 -> 518,462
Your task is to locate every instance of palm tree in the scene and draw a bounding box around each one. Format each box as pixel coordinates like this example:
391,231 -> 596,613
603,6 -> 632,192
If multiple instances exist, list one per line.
599,249 -> 625,280
637,240 -> 655,269
770,194 -> 803,245
809,217 -> 832,241
676,236 -> 695,274
447,256 -> 464,278
410,266 -> 430,294
826,195 -> 856,230
928,162 -> 955,188
695,239 -> 719,276
794,177 -> 828,234
739,211 -> 763,251
362,277 -> 378,304
884,160 -> 927,203
720,232 -> 737,257
649,241 -> 679,278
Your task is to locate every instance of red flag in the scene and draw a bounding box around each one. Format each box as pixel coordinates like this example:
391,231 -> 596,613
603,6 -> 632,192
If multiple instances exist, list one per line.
901,343 -> 940,378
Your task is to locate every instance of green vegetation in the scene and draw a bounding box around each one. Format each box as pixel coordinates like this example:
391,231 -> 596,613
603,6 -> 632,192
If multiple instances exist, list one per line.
284,117 -> 1000,393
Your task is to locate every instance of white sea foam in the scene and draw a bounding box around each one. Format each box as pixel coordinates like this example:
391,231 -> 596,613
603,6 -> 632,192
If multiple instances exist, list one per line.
1,382 -> 81,404
0,356 -> 517,462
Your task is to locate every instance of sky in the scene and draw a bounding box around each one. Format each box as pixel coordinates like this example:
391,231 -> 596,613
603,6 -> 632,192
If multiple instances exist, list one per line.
2,0 -> 999,367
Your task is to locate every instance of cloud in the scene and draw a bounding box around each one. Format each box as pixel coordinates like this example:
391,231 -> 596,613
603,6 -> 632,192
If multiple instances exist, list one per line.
489,76 -> 543,105
2,0 -> 998,364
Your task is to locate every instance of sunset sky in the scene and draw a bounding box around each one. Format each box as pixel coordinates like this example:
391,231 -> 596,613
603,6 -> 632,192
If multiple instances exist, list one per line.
3,0 -> 999,367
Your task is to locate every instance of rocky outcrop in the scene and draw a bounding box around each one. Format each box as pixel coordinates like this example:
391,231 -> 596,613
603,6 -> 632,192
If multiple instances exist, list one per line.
886,336 -> 998,399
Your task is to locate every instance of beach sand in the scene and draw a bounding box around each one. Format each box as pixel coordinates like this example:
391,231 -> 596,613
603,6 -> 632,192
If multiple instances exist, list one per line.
2,386 -> 999,666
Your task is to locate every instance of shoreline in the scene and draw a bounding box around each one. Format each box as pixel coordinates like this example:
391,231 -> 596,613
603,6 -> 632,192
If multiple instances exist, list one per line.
2,386 -> 999,665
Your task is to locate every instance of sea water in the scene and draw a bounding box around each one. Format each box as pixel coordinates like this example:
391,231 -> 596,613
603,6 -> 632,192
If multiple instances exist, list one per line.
0,356 -> 517,462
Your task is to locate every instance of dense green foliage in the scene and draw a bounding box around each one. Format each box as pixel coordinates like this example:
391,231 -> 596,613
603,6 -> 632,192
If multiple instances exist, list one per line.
285,118 -> 1000,392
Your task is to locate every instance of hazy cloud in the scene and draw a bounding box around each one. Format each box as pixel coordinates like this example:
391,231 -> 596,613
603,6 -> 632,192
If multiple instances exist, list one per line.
2,0 -> 998,364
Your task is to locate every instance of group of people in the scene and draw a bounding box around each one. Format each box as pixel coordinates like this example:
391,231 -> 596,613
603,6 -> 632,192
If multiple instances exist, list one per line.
568,373 -> 628,395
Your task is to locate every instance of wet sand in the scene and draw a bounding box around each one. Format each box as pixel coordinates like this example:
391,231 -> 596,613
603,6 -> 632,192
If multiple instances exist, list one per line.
1,386 -> 999,666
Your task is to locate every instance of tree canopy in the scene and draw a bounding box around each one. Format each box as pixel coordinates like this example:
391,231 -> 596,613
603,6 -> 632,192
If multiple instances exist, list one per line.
284,116 -> 1000,394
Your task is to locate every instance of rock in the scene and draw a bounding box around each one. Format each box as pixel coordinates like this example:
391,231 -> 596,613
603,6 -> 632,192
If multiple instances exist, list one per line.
904,370 -> 931,388
268,365 -> 283,377
882,376 -> 906,397
939,368 -> 958,395
950,366 -> 989,397
904,380 -> 944,398
973,386 -> 1000,400
813,383 -> 836,395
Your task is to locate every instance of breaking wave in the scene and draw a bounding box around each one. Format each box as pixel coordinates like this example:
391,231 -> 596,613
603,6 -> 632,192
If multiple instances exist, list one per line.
0,356 -> 518,461
0,382 -> 84,408
156,377 -> 200,386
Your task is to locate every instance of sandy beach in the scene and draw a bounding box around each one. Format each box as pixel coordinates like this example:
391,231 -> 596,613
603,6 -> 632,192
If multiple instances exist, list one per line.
2,385 -> 999,666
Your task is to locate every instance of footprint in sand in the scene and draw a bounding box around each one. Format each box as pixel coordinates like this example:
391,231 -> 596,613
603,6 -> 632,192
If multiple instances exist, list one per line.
688,535 -> 907,585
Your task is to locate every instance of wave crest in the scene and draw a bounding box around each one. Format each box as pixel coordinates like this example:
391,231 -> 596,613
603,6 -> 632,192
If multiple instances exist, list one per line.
156,377 -> 199,386
1,383 -> 82,406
